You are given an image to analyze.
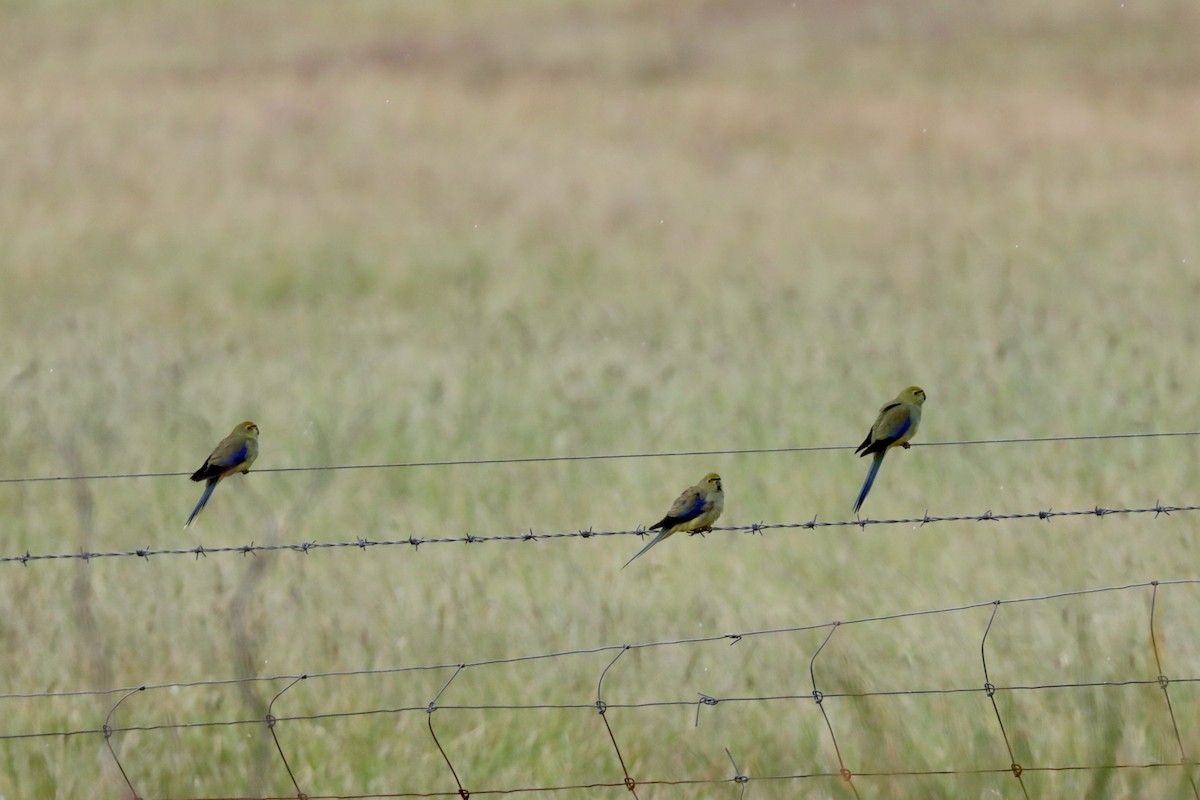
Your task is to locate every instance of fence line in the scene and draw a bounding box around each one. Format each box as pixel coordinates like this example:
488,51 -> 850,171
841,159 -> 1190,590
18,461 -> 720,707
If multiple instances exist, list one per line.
4,579 -> 1191,704
139,763 -> 1200,800
0,428 -> 1196,485
10,673 -> 1200,741
1,578 -> 1197,798
2,500 -> 1195,567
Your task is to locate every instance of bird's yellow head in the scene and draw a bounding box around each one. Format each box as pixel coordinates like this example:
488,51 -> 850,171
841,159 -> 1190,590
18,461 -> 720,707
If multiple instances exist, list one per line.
702,473 -> 722,491
237,421 -> 260,436
901,386 -> 926,405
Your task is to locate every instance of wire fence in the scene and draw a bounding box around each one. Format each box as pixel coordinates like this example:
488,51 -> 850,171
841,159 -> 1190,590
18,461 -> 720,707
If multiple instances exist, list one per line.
0,429 -> 1196,485
3,431 -> 1199,797
0,500 -> 1194,566
2,579 -> 1198,798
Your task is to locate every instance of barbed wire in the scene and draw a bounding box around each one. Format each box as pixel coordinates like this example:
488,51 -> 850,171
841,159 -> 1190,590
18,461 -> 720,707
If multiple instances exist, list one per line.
5,433 -> 1199,795
1,499 -> 1194,567
0,429 -> 1196,485
2,578 -> 1198,798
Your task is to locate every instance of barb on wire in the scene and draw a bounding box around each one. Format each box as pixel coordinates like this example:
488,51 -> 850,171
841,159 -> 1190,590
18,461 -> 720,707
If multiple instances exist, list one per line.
1,430 -> 1197,485
4,501 -> 1199,567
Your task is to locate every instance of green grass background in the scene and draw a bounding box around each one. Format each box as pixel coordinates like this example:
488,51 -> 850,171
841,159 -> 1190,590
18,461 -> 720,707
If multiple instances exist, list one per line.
2,0 -> 1200,797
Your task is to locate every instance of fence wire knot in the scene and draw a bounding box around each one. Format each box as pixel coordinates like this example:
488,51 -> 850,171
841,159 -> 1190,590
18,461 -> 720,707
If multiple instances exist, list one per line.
595,700 -> 607,715
265,712 -> 276,730
1010,763 -> 1023,778
623,776 -> 636,791
984,682 -> 995,697
840,767 -> 853,782
812,689 -> 824,705
724,748 -> 749,798
1158,674 -> 1170,689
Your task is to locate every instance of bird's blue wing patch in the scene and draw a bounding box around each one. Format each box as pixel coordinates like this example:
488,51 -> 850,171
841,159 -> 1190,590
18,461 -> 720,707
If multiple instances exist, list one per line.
886,416 -> 912,440
215,443 -> 249,467
674,494 -> 707,522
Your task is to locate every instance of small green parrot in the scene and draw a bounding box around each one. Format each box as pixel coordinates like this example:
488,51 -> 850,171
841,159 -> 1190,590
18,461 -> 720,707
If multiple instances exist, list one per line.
184,421 -> 260,528
623,473 -> 724,569
853,386 -> 925,514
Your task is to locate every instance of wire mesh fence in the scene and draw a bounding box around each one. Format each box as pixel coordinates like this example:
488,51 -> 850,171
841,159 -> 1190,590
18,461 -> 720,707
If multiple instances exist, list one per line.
0,578 -> 1196,799
2,430 -> 1198,797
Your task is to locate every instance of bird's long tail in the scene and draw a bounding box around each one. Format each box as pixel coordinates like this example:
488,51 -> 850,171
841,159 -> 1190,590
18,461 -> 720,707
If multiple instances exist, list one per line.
622,529 -> 671,569
184,478 -> 219,528
852,452 -> 886,514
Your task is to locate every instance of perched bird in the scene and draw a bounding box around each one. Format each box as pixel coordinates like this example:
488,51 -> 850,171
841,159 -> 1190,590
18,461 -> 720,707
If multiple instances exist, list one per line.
852,386 -> 925,514
184,421 -> 260,528
623,473 -> 724,569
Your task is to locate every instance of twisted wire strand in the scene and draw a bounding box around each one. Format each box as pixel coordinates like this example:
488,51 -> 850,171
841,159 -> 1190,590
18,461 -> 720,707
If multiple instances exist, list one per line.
1,500 -> 1193,566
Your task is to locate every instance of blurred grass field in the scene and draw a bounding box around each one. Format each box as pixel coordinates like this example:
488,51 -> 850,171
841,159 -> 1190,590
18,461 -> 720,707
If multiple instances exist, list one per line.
2,0 -> 1200,797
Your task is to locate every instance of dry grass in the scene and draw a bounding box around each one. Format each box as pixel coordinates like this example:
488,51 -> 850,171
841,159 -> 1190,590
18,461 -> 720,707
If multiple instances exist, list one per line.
2,0 -> 1200,797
